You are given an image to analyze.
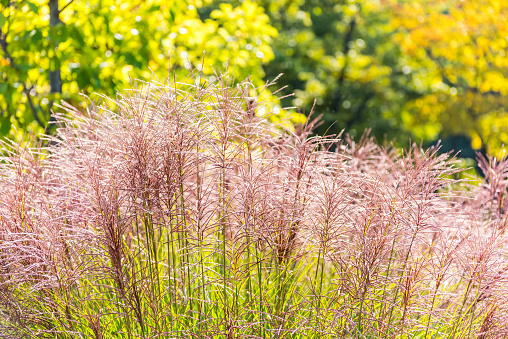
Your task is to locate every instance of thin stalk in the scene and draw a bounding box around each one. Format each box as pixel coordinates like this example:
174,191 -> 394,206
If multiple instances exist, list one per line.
171,223 -> 180,323
242,122 -> 255,327
178,161 -> 192,313
133,214 -> 150,338
165,198 -> 175,330
255,237 -> 265,338
385,229 -> 418,335
356,207 -> 376,335
196,143 -> 207,334
451,274 -> 479,337
423,276 -> 443,338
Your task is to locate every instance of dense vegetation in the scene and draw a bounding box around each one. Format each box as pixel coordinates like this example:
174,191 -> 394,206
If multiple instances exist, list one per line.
1,72 -> 508,338
2,0 -> 508,155
2,1 -> 508,337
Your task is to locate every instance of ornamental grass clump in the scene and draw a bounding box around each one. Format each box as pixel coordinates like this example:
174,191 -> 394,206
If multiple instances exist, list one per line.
1,70 -> 508,338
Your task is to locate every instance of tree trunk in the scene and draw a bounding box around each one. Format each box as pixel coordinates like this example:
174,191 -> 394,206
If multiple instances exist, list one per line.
49,0 -> 62,95
47,0 -> 62,132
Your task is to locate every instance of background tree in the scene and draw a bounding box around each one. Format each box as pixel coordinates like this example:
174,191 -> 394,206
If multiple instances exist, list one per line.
259,0 -> 417,142
391,0 -> 508,155
0,0 -> 278,137
3,0 -> 508,157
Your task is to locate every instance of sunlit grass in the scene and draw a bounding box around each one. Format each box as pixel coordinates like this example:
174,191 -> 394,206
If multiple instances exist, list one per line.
0,70 -> 507,338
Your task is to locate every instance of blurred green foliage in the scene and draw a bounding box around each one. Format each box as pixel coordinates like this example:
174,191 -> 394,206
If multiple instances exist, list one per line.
2,0 -> 508,156
0,0 -> 279,136
262,0 -> 413,142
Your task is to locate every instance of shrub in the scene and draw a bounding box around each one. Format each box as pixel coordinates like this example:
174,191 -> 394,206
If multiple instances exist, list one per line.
1,70 -> 508,338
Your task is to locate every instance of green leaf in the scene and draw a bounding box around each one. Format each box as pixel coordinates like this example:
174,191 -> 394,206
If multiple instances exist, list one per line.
148,5 -> 161,13
1,87 -> 12,106
16,64 -> 32,72
124,52 -> 141,69
70,27 -> 85,46
0,116 -> 11,136
31,30 -> 43,44
49,23 -> 69,44
76,69 -> 90,88
0,13 -> 6,28
27,1 -> 39,14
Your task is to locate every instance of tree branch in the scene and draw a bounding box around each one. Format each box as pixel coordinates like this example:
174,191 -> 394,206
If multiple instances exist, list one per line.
23,86 -> 46,129
338,17 -> 357,88
1,29 -> 47,129
60,0 -> 74,12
